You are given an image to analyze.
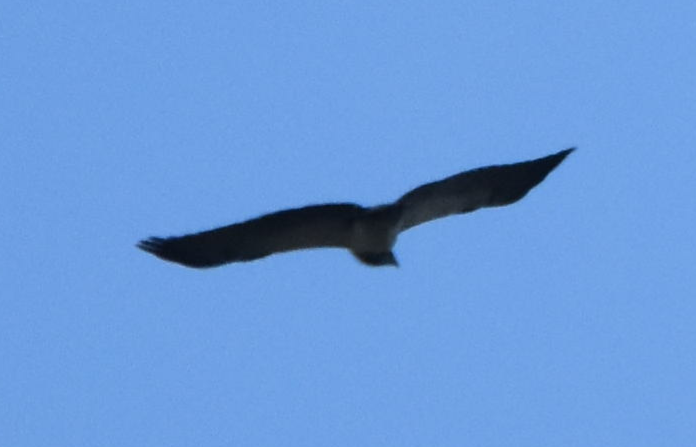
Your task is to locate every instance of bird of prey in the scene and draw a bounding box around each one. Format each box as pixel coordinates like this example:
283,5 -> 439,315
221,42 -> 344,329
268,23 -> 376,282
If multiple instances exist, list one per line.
138,148 -> 574,268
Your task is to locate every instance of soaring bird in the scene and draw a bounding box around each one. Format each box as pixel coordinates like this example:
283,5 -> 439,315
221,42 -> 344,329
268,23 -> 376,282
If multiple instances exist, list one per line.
138,148 -> 574,268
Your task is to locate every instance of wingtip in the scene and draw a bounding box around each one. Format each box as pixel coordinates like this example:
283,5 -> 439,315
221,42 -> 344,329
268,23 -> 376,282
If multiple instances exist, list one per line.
136,237 -> 164,255
559,147 -> 576,157
136,235 -> 224,269
543,147 -> 575,168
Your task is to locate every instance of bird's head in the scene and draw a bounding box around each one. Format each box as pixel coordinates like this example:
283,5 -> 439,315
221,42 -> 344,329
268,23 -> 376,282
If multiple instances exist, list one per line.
354,251 -> 399,267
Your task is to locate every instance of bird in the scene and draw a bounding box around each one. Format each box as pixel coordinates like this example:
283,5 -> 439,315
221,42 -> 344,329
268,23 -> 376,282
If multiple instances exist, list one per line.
138,148 -> 574,268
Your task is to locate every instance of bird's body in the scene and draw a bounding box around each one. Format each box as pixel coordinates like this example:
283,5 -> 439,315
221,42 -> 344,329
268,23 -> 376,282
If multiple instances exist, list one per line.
138,148 -> 574,268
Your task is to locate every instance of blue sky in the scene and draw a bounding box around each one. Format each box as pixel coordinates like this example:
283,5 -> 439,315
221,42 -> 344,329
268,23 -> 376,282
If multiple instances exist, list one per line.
2,1 -> 695,446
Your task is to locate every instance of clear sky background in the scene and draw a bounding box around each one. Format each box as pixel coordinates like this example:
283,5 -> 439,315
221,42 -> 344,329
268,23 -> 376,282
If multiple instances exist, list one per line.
2,1 -> 695,446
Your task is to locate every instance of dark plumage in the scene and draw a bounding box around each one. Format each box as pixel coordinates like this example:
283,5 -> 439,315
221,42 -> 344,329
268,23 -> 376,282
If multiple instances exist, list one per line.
138,148 -> 574,268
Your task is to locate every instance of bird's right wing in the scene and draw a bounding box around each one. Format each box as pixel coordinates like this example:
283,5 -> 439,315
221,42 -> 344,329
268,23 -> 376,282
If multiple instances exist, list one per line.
137,203 -> 365,268
396,148 -> 574,232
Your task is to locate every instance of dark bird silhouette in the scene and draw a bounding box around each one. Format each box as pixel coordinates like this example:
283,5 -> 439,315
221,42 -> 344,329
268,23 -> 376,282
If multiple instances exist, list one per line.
138,148 -> 574,268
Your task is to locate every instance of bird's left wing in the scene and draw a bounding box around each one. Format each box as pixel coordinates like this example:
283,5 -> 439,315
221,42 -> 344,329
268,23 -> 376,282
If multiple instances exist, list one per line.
396,148 -> 574,232
138,203 -> 365,268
